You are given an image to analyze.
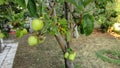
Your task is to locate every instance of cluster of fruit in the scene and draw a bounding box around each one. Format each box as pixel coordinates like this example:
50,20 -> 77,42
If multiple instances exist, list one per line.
64,48 -> 76,61
16,28 -> 28,38
28,18 -> 45,46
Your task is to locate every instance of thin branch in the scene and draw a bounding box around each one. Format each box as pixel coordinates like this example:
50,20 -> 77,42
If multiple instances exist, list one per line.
55,33 -> 67,53
64,2 -> 71,48
64,2 -> 69,20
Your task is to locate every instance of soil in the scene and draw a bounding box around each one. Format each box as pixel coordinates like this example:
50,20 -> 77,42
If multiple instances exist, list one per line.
13,30 -> 120,68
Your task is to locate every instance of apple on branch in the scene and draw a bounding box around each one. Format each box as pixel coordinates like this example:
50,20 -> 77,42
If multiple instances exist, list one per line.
64,52 -> 69,59
28,36 -> 38,46
22,28 -> 28,35
32,19 -> 44,31
68,51 -> 76,61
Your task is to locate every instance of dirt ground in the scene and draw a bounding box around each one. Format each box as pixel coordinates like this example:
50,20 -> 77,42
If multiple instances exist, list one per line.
13,30 -> 120,68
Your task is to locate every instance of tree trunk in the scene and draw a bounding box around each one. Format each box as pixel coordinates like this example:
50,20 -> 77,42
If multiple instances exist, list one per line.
65,2 -> 79,39
51,1 -> 74,68
65,58 -> 74,68
55,32 -> 74,68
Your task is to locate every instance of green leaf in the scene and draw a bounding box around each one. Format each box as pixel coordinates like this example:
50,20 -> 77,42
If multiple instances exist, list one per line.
79,24 -> 84,34
59,18 -> 67,25
38,0 -> 43,16
78,0 -> 84,10
66,48 -> 72,53
53,26 -> 58,35
49,26 -> 58,35
25,0 -> 28,6
83,0 -> 94,7
16,29 -> 22,38
0,0 -> 5,5
15,12 -> 25,20
27,0 -> 38,18
56,0 -> 65,3
82,14 -> 94,36
66,0 -> 84,11
66,0 -> 77,7
16,30 -> 20,37
14,0 -> 26,8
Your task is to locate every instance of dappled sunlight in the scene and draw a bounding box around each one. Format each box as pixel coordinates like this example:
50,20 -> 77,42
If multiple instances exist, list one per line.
107,23 -> 120,39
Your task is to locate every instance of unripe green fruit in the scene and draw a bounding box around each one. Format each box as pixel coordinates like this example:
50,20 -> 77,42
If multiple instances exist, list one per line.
19,31 -> 24,38
64,52 -> 69,59
0,33 -> 5,38
32,19 -> 44,31
68,52 -> 76,61
22,29 -> 28,35
16,30 -> 24,38
28,36 -> 38,46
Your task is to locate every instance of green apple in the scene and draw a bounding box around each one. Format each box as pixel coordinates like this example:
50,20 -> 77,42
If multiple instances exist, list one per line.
113,23 -> 120,34
0,32 -> 5,38
19,31 -> 24,38
16,30 -> 20,37
28,36 -> 38,46
16,30 -> 24,38
64,52 -> 69,59
68,52 -> 76,61
32,19 -> 44,31
22,28 -> 28,35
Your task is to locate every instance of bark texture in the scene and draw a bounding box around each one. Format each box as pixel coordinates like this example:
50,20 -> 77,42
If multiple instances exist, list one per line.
65,58 -> 74,68
55,32 -> 74,68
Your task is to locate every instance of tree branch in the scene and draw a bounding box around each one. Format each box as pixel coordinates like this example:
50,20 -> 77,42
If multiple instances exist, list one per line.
48,1 -> 67,53
54,32 -> 67,53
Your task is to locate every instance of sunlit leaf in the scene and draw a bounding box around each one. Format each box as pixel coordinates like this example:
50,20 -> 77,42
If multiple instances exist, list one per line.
27,0 -> 38,18
25,0 -> 28,6
14,0 -> 26,8
59,18 -> 67,25
0,0 -> 5,5
38,0 -> 43,16
66,0 -> 84,11
82,14 -> 94,36
83,0 -> 94,7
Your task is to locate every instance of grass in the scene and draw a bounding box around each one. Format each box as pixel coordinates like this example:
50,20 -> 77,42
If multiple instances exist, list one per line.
96,49 -> 120,65
13,31 -> 120,68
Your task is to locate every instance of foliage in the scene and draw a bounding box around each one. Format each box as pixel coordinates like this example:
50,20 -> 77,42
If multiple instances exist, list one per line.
0,0 -> 98,37
0,1 -> 27,38
94,0 -> 117,32
80,14 -> 94,36
96,49 -> 120,65
0,0 -> 117,68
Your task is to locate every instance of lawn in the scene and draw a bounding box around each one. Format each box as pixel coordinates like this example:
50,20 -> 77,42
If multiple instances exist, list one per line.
13,30 -> 120,68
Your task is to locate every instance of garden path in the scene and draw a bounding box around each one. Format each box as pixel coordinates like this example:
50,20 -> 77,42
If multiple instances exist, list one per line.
0,40 -> 18,68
